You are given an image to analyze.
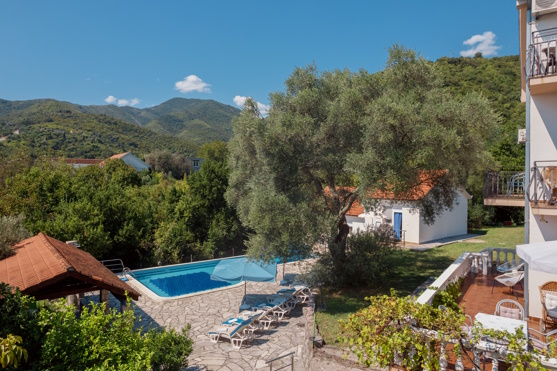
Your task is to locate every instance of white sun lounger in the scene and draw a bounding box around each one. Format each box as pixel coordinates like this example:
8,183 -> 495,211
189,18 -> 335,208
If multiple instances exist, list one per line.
208,317 -> 256,350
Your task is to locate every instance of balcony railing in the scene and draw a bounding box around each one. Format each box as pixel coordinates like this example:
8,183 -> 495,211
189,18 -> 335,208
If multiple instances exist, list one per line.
531,161 -> 557,206
484,163 -> 557,207
528,29 -> 557,78
484,170 -> 525,199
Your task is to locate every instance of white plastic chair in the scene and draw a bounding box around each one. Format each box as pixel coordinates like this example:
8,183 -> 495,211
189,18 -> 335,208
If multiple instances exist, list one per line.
492,271 -> 524,297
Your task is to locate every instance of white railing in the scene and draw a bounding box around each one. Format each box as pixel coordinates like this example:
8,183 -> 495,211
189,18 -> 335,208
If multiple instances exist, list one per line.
417,252 -> 483,305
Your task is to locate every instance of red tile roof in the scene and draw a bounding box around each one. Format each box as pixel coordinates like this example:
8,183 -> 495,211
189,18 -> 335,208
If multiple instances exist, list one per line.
0,233 -> 140,300
110,152 -> 129,159
337,171 -> 446,217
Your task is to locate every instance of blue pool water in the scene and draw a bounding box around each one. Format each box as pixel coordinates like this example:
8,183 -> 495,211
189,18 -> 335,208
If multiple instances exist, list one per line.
133,258 -> 243,297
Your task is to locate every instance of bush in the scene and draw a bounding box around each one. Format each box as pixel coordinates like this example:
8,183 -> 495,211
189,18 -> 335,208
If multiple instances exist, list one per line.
0,283 -> 43,370
146,326 -> 193,371
306,227 -> 398,289
431,278 -> 463,313
467,204 -> 494,229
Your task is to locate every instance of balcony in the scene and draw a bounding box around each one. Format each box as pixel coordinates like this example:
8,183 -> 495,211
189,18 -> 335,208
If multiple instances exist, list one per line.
484,163 -> 557,212
528,29 -> 557,95
483,170 -> 526,207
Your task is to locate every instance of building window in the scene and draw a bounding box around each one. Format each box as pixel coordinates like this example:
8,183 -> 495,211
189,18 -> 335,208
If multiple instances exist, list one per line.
193,160 -> 199,167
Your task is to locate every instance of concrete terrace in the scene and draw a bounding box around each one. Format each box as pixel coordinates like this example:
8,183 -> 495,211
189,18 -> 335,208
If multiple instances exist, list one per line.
119,261 -> 314,371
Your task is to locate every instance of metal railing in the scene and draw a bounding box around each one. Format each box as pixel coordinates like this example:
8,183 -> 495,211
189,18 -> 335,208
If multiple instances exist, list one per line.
99,259 -> 125,274
528,28 -> 557,78
484,170 -> 525,199
265,351 -> 295,371
530,161 -> 557,205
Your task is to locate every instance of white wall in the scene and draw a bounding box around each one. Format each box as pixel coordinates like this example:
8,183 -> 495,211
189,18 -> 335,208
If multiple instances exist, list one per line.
419,191 -> 469,243
345,191 -> 468,245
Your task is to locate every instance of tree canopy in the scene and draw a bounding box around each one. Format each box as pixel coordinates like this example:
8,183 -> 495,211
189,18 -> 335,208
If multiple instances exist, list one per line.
226,45 -> 498,275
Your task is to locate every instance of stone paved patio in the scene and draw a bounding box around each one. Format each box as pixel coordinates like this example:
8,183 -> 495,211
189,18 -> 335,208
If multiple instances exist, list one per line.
117,261 -> 314,371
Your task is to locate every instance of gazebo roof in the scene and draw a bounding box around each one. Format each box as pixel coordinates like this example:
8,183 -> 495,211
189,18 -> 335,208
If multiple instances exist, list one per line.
0,233 -> 140,300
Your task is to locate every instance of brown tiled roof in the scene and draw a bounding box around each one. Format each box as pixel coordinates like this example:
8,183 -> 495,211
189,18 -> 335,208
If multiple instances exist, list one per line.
332,171 -> 447,217
0,233 -> 140,300
110,152 -> 129,159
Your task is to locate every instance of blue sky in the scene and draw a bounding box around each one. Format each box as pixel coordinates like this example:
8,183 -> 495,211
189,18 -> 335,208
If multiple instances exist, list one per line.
0,1 -> 519,112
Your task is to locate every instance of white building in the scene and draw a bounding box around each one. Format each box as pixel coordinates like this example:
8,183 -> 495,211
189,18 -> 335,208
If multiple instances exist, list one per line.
484,1 -> 557,319
346,186 -> 470,245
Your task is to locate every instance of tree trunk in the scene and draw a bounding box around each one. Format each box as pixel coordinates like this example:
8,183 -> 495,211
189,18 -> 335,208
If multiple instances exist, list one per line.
329,215 -> 349,271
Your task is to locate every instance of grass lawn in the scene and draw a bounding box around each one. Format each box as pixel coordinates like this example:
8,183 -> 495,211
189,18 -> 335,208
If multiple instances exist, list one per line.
315,225 -> 525,345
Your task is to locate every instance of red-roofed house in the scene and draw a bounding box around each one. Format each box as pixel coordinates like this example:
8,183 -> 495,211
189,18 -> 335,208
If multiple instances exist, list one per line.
345,179 -> 471,244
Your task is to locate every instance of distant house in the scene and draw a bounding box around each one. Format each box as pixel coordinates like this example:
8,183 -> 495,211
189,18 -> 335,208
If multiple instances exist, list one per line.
344,176 -> 471,244
107,152 -> 150,172
190,157 -> 204,172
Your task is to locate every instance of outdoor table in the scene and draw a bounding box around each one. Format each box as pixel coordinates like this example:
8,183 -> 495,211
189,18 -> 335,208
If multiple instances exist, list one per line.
474,313 -> 528,371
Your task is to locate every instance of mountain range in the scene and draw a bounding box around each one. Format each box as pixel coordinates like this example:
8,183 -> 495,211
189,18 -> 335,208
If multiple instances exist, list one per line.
0,55 -> 524,166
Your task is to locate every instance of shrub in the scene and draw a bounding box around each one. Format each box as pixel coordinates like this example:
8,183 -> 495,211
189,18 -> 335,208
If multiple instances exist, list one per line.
467,204 -> 494,229
306,227 -> 398,289
431,278 -> 464,313
146,326 -> 193,371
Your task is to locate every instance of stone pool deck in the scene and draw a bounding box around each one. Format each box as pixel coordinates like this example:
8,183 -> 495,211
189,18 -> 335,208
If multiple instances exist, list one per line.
124,260 -> 314,371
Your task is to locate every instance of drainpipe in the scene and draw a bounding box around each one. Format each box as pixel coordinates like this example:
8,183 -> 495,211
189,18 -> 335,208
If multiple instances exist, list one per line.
523,8 -> 532,319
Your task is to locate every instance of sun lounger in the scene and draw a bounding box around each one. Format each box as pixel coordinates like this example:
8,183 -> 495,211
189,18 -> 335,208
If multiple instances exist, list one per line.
208,317 -> 257,349
256,307 -> 281,330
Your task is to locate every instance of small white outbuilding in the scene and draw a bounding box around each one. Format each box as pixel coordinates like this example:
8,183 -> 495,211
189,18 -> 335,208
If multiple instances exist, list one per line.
345,183 -> 471,245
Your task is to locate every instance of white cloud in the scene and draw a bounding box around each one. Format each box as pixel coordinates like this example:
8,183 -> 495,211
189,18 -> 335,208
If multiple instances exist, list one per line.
175,75 -> 211,93
117,98 -> 140,107
104,95 -> 140,107
460,31 -> 501,57
233,95 -> 270,116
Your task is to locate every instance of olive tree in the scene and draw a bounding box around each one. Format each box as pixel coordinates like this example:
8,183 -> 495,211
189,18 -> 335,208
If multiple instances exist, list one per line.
226,45 -> 497,276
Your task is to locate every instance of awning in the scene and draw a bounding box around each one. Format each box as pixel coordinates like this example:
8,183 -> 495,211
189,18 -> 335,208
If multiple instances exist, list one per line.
517,240 -> 557,274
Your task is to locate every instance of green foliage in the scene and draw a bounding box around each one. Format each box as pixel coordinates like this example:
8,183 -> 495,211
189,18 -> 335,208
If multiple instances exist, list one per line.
431,278 -> 463,312
145,327 -> 193,371
144,151 -> 193,179
227,45 -> 498,280
0,284 -> 43,370
339,290 -> 465,369
37,299 -> 152,371
0,215 -> 31,260
468,204 -> 496,229
197,141 -> 228,163
0,153 -> 244,267
0,335 -> 28,369
307,227 -> 398,288
0,285 -> 193,370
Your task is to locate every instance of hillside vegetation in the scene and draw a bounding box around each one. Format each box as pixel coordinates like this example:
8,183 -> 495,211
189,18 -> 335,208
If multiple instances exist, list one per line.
0,100 -> 198,159
435,55 -> 525,170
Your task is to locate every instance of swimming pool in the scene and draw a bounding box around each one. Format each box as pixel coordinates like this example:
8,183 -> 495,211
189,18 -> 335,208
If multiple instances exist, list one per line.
132,258 -> 244,298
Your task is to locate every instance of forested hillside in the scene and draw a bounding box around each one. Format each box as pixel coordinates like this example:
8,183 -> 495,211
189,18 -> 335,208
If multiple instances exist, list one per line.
435,55 -> 525,170
0,100 -> 198,158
